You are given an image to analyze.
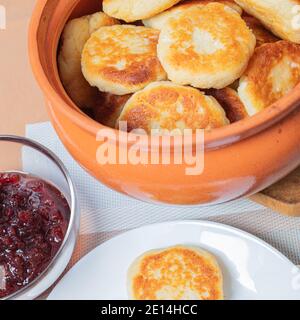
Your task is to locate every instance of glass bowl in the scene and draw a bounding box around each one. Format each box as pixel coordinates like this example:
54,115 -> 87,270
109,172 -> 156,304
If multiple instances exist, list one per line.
0,135 -> 80,300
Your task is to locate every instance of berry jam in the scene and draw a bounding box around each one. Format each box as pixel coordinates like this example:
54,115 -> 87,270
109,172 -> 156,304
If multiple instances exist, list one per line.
0,172 -> 70,298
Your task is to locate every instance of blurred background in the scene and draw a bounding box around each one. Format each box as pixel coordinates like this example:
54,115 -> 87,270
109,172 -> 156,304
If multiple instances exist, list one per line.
0,0 -> 47,167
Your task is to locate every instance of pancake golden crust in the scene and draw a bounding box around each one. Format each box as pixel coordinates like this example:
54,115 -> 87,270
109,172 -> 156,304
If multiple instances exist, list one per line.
235,0 -> 300,43
238,40 -> 300,115
127,246 -> 224,300
82,25 -> 167,95
117,81 -> 229,134
143,0 -> 242,30
103,0 -> 182,22
157,3 -> 256,89
243,15 -> 279,47
58,12 -> 119,109
93,93 -> 131,127
206,88 -> 248,122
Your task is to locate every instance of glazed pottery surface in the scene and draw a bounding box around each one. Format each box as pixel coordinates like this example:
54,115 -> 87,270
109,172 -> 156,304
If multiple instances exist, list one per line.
29,0 -> 300,205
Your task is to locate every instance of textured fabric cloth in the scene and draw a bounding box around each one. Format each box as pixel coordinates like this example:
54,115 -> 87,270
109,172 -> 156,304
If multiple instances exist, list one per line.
25,122 -> 300,266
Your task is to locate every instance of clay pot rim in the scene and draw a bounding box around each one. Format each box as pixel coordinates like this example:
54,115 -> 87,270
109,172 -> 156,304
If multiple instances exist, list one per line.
28,0 -> 300,149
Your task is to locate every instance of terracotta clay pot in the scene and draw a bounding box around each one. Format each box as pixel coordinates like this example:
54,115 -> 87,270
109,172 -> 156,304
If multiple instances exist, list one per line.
28,0 -> 300,205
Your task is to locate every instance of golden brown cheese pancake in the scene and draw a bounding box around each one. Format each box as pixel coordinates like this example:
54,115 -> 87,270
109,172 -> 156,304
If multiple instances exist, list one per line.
143,0 -> 242,30
235,0 -> 300,43
242,15 -> 279,47
238,41 -> 300,115
58,12 -> 119,109
103,0 -> 182,22
127,246 -> 224,300
206,88 -> 248,122
93,93 -> 131,127
117,81 -> 229,134
157,3 -> 256,89
82,25 -> 167,95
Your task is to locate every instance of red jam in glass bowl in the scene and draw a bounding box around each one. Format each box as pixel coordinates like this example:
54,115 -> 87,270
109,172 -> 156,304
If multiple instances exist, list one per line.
0,172 -> 70,298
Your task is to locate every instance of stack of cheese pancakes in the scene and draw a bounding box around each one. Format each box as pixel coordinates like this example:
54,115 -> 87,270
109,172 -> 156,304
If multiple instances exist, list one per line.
58,0 -> 300,134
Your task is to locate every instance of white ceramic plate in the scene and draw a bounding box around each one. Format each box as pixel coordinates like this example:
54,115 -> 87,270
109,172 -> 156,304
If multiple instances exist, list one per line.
48,221 -> 300,300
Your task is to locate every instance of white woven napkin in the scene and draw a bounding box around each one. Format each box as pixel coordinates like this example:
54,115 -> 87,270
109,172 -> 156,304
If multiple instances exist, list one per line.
25,122 -> 300,265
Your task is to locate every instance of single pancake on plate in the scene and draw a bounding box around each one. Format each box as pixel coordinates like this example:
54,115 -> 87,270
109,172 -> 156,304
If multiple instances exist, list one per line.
58,12 -> 119,109
103,0 -> 182,22
117,81 -> 229,134
82,25 -> 167,95
206,88 -> 248,122
238,40 -> 300,116
235,0 -> 300,44
143,0 -> 242,30
157,3 -> 256,89
93,93 -> 131,127
242,15 -> 279,47
127,246 -> 224,300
